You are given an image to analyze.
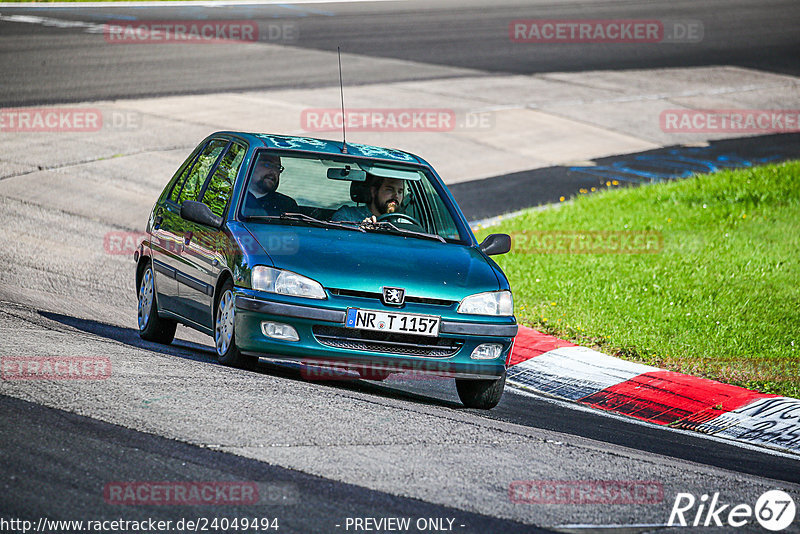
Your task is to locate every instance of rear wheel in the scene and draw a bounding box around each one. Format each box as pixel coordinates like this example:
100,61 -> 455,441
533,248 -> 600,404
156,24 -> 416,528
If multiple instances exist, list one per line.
215,280 -> 256,369
137,263 -> 177,344
456,371 -> 505,409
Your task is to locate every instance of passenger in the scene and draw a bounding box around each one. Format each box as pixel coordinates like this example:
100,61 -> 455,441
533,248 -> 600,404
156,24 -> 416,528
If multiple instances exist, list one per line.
331,176 -> 404,223
243,154 -> 298,216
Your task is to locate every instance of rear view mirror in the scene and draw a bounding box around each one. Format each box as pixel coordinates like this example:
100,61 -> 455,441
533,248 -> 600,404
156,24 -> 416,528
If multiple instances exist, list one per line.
327,166 -> 367,181
479,234 -> 511,256
359,164 -> 422,181
181,200 -> 222,229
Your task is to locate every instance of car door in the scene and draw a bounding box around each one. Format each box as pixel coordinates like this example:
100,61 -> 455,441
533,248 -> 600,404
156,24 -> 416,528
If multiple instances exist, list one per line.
155,138 -> 229,326
179,140 -> 246,329
150,144 -> 205,313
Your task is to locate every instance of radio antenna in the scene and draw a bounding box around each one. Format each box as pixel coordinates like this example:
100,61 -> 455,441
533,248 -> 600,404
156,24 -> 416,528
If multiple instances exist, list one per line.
338,46 -> 348,154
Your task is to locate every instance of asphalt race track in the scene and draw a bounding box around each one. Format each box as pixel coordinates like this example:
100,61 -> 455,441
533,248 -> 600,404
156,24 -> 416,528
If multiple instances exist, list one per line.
453,133 -> 800,221
1,1 -> 800,532
1,0 -> 799,105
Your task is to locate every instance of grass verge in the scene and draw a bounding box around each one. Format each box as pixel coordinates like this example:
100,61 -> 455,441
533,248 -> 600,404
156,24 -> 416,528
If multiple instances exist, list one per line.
477,161 -> 800,398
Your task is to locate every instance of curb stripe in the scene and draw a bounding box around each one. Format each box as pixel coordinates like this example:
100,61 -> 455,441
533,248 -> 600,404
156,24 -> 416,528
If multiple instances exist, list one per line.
697,397 -> 800,451
506,327 -> 575,367
578,370 -> 770,425
507,326 -> 800,454
507,345 -> 658,401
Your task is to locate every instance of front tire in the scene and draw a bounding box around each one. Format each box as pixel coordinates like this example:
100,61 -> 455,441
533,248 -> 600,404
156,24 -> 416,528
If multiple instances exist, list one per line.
137,263 -> 177,344
214,280 -> 255,369
456,371 -> 505,409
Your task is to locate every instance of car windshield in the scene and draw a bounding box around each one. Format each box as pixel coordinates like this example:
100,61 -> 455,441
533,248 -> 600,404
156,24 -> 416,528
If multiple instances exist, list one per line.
239,151 -> 468,243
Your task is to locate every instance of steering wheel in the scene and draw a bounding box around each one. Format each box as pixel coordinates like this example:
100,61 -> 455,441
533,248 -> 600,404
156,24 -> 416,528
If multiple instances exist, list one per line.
376,212 -> 423,227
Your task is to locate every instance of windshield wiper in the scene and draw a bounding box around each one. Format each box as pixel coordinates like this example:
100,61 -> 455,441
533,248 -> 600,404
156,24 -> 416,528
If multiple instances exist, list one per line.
362,220 -> 446,243
244,212 -> 365,232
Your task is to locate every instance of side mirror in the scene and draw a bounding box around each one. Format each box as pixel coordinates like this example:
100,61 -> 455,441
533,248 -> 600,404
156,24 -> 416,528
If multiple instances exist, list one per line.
181,200 -> 222,229
327,167 -> 367,181
479,233 -> 511,256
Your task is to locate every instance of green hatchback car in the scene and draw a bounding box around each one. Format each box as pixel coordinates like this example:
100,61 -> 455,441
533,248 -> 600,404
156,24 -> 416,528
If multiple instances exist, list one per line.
134,132 -> 517,409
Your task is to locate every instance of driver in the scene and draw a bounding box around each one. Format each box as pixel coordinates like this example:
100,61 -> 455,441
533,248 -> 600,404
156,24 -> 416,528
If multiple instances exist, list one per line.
243,154 -> 298,216
331,176 -> 404,223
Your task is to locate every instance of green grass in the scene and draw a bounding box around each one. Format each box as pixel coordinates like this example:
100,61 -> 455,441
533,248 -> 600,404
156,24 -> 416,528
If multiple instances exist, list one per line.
477,161 -> 800,398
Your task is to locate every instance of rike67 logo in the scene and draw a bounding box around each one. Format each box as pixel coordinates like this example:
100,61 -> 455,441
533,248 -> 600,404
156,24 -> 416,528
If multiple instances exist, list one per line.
668,490 -> 796,531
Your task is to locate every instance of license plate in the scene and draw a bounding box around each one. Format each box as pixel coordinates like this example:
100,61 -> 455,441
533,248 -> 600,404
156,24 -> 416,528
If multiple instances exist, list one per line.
346,308 -> 440,337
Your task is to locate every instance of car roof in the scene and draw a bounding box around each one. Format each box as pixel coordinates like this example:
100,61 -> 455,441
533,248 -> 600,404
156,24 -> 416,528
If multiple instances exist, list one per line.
214,131 -> 426,166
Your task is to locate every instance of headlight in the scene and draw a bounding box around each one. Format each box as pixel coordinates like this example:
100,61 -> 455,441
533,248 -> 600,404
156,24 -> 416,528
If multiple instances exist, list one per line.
457,290 -> 513,316
251,266 -> 326,300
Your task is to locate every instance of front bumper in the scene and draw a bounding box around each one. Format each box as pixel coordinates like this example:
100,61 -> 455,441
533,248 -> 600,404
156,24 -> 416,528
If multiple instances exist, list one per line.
234,291 -> 517,380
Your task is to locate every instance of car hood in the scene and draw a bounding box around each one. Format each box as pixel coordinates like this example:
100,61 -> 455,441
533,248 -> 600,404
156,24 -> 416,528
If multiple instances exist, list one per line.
242,224 -> 501,301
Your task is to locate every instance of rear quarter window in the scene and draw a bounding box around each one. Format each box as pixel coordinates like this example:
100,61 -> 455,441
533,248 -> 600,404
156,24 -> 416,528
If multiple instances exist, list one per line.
173,139 -> 228,204
202,142 -> 246,217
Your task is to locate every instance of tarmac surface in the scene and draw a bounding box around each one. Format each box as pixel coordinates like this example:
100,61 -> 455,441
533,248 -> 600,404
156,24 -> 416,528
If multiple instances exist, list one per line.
1,1 -> 799,532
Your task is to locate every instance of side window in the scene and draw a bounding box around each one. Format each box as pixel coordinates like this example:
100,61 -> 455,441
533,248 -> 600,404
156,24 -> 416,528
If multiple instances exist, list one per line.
168,144 -> 207,202
202,142 -> 245,217
175,139 -> 228,205
417,178 -> 462,241
167,146 -> 203,203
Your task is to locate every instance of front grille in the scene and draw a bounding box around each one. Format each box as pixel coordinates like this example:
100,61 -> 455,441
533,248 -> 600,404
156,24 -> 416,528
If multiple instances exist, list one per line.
312,325 -> 462,357
328,288 -> 455,307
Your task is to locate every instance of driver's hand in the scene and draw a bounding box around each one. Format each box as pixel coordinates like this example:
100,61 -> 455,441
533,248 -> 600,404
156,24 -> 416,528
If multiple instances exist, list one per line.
361,215 -> 377,224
